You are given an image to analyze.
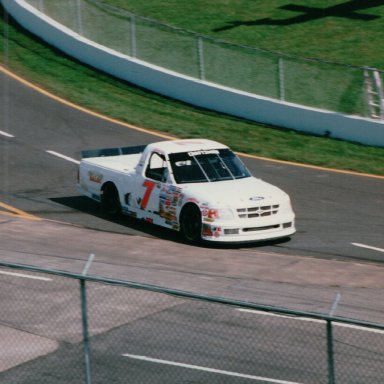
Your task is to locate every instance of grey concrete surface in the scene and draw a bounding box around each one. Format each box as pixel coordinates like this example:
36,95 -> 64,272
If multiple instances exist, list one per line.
1,215 -> 384,322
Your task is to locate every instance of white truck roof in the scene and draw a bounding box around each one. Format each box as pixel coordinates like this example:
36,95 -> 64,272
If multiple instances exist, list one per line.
80,139 -> 229,173
146,139 -> 228,154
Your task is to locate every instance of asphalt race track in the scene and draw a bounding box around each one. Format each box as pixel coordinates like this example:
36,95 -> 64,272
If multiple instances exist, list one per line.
1,67 -> 384,383
1,68 -> 383,262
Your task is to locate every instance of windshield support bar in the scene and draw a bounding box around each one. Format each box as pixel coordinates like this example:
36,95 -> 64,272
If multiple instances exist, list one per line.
190,154 -> 211,182
215,154 -> 235,180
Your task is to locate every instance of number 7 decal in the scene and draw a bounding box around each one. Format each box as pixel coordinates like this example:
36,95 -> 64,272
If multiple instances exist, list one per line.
141,180 -> 156,209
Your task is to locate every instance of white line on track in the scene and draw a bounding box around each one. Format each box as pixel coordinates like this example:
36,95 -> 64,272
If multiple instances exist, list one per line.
46,150 -> 80,164
122,354 -> 302,384
352,243 -> 384,254
236,309 -> 384,334
0,129 -> 79,164
2,65 -> 384,180
0,130 -> 15,138
237,308 -> 322,323
0,270 -> 52,281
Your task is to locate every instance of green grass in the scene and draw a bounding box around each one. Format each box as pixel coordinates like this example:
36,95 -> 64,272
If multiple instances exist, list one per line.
1,3 -> 384,176
34,0 -> 380,115
97,0 -> 384,114
106,0 -> 384,68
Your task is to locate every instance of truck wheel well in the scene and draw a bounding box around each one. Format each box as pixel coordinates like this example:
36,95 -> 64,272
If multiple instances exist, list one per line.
101,181 -> 116,192
101,182 -> 121,215
180,202 -> 199,216
180,203 -> 202,243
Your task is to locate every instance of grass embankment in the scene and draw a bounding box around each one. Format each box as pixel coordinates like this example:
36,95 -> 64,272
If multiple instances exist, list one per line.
1,3 -> 384,176
104,0 -> 384,115
108,0 -> 384,68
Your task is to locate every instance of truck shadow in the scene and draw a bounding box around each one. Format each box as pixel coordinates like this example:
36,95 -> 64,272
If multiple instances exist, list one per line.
50,196 -> 291,250
50,195 -> 178,241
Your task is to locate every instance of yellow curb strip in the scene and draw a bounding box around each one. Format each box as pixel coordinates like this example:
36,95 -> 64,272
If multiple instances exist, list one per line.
237,152 -> 384,180
1,65 -> 383,180
0,202 -> 41,221
0,65 -> 175,141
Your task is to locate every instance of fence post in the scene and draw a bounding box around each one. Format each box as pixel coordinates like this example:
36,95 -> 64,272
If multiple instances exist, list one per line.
130,15 -> 137,58
326,293 -> 340,384
80,254 -> 95,384
76,0 -> 83,36
80,279 -> 92,384
326,320 -> 336,384
38,0 -> 44,13
278,57 -> 285,102
197,36 -> 205,81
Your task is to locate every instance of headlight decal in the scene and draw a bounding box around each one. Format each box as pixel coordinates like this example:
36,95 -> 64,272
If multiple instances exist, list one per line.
202,207 -> 234,221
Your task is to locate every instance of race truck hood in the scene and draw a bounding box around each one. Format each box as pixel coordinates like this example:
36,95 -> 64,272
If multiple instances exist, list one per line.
181,176 -> 288,207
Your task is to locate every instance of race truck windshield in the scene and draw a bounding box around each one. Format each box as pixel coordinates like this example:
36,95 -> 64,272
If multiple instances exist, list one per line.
169,148 -> 251,184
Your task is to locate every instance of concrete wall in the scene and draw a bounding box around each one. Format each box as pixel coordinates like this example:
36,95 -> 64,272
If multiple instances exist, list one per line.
3,0 -> 384,147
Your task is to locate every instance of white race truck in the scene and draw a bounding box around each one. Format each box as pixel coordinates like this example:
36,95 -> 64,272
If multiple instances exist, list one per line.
77,139 -> 295,243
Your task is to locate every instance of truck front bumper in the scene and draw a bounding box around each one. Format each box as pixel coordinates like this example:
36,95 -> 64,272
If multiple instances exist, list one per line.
201,215 -> 295,243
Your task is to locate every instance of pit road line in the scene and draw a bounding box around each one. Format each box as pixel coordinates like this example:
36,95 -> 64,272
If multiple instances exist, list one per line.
352,243 -> 384,254
122,354 -> 302,384
0,270 -> 52,281
236,309 -> 384,334
1,124 -> 80,165
46,150 -> 80,164
0,130 -> 14,138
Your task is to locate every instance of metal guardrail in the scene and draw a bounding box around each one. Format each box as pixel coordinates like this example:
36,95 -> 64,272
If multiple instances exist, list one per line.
25,0 -> 384,119
1,260 -> 384,383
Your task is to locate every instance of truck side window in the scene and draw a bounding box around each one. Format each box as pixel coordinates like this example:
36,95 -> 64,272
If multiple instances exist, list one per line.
145,152 -> 168,182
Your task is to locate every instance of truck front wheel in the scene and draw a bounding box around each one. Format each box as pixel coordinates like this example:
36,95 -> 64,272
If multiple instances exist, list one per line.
101,183 -> 121,215
180,204 -> 202,243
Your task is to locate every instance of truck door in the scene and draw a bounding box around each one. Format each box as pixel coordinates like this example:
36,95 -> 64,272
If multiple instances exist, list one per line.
139,152 -> 171,224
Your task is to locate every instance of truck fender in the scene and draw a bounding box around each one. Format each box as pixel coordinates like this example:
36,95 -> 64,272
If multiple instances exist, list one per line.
100,181 -> 121,215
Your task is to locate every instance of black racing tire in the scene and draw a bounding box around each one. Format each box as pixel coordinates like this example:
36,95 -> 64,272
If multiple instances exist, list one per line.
101,183 -> 121,216
180,204 -> 202,243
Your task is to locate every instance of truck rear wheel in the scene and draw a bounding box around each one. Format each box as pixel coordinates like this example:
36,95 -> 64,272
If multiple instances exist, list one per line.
101,183 -> 121,215
180,204 -> 202,243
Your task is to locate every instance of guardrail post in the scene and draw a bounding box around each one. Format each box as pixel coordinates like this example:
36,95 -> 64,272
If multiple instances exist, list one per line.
80,254 -> 95,384
130,15 -> 137,58
80,279 -> 92,384
326,320 -> 336,384
197,36 -> 205,81
76,0 -> 83,36
38,0 -> 44,13
278,57 -> 285,101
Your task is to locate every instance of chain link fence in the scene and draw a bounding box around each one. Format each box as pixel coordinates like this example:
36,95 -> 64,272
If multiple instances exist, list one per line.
1,262 -> 384,383
25,0 -> 384,119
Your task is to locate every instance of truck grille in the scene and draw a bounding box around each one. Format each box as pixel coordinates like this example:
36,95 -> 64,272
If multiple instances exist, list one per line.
237,205 -> 279,219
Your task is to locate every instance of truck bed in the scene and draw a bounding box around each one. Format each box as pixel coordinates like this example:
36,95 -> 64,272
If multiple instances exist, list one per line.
83,154 -> 142,174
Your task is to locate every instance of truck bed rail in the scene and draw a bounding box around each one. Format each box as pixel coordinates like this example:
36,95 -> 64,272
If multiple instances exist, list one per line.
81,145 -> 146,159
